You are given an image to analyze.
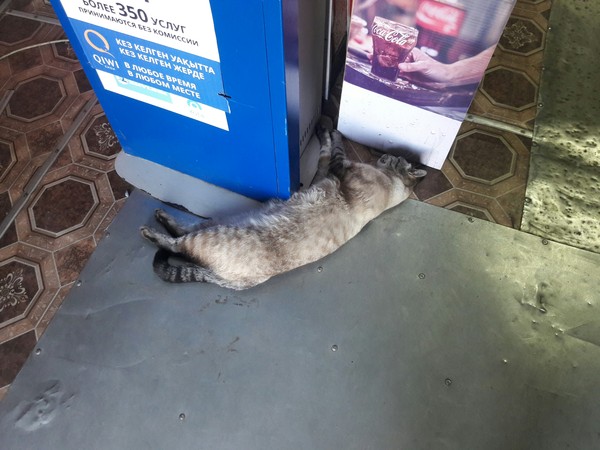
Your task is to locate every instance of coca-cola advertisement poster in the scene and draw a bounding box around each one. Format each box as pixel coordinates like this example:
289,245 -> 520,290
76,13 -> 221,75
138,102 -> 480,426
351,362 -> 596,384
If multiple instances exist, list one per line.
338,0 -> 516,169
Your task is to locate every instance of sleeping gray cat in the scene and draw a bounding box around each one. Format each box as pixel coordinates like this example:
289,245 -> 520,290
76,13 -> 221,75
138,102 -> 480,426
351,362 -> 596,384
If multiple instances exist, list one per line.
140,129 -> 426,290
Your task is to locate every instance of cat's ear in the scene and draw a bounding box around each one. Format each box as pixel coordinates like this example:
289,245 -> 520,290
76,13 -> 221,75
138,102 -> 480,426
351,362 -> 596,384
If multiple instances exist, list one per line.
408,168 -> 427,179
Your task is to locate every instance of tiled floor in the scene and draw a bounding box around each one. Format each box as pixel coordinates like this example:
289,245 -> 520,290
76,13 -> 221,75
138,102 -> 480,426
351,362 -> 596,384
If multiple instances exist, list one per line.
0,0 -> 549,400
0,3 -> 131,400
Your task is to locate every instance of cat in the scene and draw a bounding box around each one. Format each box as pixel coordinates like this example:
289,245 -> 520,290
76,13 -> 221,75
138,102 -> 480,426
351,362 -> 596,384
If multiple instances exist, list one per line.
140,128 -> 426,290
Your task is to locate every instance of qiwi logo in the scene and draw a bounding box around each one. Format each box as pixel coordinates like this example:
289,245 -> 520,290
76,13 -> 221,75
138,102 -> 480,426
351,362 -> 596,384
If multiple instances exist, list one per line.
84,29 -> 120,70
187,100 -> 203,118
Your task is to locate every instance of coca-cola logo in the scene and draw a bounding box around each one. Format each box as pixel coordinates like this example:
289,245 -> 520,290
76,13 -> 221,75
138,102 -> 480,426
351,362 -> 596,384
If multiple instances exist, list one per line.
416,0 -> 465,36
372,24 -> 412,46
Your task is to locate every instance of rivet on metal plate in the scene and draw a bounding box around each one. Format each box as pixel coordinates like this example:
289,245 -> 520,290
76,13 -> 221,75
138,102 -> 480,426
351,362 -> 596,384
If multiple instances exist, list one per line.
542,239 -> 549,245
418,273 -> 426,279
35,348 -> 42,355
331,344 -> 338,352
76,280 -> 82,287
317,266 -> 323,273
179,413 -> 186,421
444,378 -> 452,386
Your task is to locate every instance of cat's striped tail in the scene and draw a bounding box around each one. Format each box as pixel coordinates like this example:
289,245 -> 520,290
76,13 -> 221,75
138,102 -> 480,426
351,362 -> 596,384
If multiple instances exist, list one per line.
152,249 -> 211,283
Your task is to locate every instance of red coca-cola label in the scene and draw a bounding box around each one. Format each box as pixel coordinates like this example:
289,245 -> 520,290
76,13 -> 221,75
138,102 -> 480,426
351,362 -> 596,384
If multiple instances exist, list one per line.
416,0 -> 465,37
372,24 -> 414,47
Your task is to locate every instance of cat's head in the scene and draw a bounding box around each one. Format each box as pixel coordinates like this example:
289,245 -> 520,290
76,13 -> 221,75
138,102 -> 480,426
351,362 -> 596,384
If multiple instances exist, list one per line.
376,154 -> 427,187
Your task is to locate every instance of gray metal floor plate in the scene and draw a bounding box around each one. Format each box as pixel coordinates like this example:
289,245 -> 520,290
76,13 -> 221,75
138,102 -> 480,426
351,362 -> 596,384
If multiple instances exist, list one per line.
1,190 -> 599,449
522,0 -> 600,253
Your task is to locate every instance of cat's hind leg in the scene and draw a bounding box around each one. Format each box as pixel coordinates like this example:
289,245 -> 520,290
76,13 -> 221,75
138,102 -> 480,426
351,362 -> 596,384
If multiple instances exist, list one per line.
154,209 -> 189,237
155,209 -> 216,237
140,226 -> 182,253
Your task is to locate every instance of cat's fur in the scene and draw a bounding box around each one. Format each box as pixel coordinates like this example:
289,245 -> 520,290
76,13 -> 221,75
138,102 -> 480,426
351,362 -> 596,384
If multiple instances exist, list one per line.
140,129 -> 426,290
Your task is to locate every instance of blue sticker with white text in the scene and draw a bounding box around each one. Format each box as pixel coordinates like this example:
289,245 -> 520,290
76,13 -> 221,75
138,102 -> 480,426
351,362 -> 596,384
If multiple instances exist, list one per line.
71,19 -> 229,112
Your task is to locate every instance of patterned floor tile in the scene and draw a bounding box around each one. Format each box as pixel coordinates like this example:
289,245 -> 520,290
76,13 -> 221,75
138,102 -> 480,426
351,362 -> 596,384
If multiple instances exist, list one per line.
0,242 -> 60,342
7,46 -> 43,74
53,236 -> 96,285
413,168 -> 453,201
30,177 -> 99,237
73,68 -> 92,93
8,75 -> 66,122
0,258 -> 43,329
69,105 -> 123,172
467,0 -> 551,130
0,331 -> 36,388
414,121 -> 530,228
0,15 -> 42,47
25,120 -> 64,158
0,126 -> 28,192
0,193 -> 18,248
35,282 -> 71,338
14,163 -> 117,251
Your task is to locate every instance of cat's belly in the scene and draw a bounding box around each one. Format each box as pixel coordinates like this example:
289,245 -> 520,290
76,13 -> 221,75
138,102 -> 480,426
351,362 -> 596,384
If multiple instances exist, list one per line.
189,220 -> 364,283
